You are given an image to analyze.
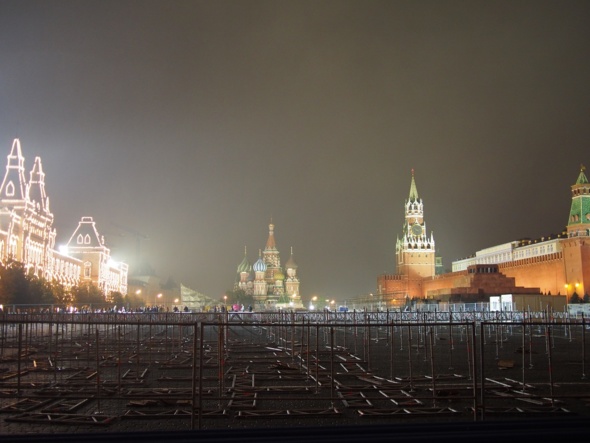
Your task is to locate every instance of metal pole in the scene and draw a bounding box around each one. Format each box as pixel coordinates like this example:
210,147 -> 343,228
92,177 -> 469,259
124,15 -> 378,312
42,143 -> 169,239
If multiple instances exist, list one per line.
367,317 -> 371,372
478,322 -> 485,421
198,321 -> 205,430
521,323 -> 526,392
17,323 -> 22,397
389,321 -> 394,380
582,314 -> 587,380
407,324 -> 414,392
191,322 -> 198,430
96,327 -> 101,413
546,326 -> 555,406
449,314 -> 454,370
429,327 -> 436,407
315,323 -> 319,394
330,326 -> 335,407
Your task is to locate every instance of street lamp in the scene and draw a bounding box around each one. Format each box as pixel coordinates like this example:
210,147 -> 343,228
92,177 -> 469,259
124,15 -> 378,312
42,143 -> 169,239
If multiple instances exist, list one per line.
309,295 -> 317,311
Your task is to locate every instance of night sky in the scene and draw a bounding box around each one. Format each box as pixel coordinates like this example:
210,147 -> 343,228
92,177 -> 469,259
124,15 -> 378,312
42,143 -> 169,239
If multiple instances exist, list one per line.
1,1 -> 589,303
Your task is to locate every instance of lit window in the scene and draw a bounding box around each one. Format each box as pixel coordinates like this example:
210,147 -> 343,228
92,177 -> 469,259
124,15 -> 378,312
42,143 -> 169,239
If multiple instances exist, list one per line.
5,181 -> 14,197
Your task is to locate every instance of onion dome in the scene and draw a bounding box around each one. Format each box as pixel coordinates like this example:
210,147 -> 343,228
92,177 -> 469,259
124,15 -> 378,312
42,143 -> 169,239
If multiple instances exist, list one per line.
285,247 -> 297,269
253,249 -> 267,272
253,258 -> 266,272
237,247 -> 252,274
274,269 -> 285,281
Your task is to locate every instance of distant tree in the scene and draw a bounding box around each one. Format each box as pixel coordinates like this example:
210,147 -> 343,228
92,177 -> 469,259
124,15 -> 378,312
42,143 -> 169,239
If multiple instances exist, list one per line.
110,291 -> 125,306
0,259 -> 29,305
583,293 -> 590,304
50,281 -> 72,305
71,283 -> 105,306
0,260 -> 57,306
570,292 -> 581,304
122,291 -> 145,309
223,288 -> 254,308
26,274 -> 55,305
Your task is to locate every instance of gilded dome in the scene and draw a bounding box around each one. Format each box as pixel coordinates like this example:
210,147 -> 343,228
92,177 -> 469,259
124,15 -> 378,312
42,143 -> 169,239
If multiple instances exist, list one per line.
274,269 -> 285,280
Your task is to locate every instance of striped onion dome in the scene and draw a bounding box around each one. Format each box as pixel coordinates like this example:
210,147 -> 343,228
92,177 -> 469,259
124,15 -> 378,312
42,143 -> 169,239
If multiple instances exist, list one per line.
253,257 -> 267,272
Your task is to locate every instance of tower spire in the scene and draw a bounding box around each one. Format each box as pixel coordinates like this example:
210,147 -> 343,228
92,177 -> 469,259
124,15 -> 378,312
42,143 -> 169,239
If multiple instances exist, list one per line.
567,164 -> 590,237
408,168 -> 419,202
265,219 -> 276,250
576,164 -> 588,184
0,138 -> 27,200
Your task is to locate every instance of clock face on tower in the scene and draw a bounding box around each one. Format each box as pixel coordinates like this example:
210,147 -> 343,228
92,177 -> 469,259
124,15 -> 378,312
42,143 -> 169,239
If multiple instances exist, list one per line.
411,223 -> 423,236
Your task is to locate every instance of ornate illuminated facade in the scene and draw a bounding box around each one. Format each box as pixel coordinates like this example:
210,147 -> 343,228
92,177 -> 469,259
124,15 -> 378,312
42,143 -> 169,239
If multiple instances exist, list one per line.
64,216 -> 128,296
0,138 -> 127,297
235,221 -> 301,310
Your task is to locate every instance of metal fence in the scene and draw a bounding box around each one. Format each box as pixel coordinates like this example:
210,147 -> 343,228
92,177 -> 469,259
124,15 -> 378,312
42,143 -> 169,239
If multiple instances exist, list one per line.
0,310 -> 588,434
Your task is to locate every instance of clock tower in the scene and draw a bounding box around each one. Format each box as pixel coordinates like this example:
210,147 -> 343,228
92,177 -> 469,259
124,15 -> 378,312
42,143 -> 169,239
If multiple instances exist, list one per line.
396,169 -> 436,280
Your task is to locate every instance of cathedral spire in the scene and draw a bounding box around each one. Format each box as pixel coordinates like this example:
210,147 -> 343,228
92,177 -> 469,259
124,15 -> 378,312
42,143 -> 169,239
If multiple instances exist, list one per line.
27,156 -> 50,212
408,168 -> 419,202
265,219 -> 276,250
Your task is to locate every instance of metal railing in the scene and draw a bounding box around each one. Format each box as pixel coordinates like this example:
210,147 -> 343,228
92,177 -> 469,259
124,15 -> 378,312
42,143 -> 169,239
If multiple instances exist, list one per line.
0,311 -> 588,433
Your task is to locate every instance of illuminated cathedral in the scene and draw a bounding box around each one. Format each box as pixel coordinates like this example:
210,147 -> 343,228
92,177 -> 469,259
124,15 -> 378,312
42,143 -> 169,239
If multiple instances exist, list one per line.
235,221 -> 302,310
0,138 -> 127,298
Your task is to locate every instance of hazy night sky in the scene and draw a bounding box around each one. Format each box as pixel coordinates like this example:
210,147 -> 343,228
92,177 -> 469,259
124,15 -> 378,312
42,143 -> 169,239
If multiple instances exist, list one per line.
1,1 -> 589,303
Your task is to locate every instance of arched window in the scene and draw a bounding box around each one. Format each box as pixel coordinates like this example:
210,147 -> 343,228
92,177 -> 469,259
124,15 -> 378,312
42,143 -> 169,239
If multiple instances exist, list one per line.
5,181 -> 15,197
84,261 -> 92,278
84,234 -> 91,244
77,234 -> 84,244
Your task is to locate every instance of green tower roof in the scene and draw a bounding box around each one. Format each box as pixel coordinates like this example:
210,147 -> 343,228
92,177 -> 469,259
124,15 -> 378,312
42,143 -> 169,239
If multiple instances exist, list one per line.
576,164 -> 588,184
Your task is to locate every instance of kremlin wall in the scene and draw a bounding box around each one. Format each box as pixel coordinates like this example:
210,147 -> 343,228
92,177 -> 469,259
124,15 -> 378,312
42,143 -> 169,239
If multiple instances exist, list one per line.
377,168 -> 590,310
